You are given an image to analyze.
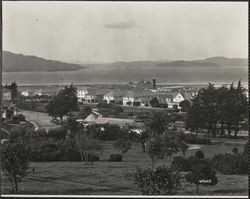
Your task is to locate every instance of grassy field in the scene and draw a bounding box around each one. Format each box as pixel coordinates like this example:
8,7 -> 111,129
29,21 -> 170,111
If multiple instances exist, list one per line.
1,139 -> 248,196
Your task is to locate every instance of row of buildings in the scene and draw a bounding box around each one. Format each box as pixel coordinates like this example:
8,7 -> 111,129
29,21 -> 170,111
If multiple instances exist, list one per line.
13,84 -> 197,109
76,86 -> 195,108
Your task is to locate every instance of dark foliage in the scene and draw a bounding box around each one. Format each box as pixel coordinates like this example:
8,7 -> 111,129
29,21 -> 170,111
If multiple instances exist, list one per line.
109,154 -> 123,162
211,153 -> 248,175
134,166 -> 181,195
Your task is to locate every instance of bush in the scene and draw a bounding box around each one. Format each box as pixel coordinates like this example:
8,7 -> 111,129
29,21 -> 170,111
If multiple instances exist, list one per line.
171,156 -> 190,171
232,146 -> 238,154
171,155 -> 199,172
134,166 -> 181,195
133,101 -> 141,107
91,124 -> 123,141
34,128 -> 47,137
30,140 -> 65,161
183,134 -> 211,145
97,102 -> 112,108
47,127 -> 68,140
150,97 -> 160,107
87,153 -> 100,162
211,153 -> 248,175
185,158 -> 218,193
109,154 -> 123,162
195,150 -> 205,159
16,114 -> 26,122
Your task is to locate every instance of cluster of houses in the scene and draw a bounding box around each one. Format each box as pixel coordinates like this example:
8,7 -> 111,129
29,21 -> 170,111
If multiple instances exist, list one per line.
76,86 -> 195,109
15,84 -> 197,109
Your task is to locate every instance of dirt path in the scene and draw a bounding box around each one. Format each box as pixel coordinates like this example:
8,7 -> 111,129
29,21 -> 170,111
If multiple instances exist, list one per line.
18,109 -> 60,131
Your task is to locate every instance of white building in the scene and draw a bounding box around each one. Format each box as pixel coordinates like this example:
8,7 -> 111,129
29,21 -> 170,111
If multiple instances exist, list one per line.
21,90 -> 29,97
77,87 -> 88,102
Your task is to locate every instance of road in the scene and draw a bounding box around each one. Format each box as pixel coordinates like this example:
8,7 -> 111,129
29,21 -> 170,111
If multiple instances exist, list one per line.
18,109 -> 60,131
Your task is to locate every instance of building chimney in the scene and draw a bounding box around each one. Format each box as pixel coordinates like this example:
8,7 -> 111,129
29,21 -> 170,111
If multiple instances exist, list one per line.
153,78 -> 156,89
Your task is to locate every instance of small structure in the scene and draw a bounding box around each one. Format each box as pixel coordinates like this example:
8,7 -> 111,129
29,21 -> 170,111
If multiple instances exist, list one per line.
84,112 -> 135,127
103,90 -> 125,104
21,90 -> 29,97
2,88 -> 12,101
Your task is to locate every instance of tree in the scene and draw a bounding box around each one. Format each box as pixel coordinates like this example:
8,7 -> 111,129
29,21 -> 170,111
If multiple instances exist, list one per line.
46,84 -> 79,121
185,158 -> 218,193
187,81 -> 248,138
179,99 -> 191,112
74,130 -> 103,166
146,111 -> 169,137
150,97 -> 160,107
64,116 -> 80,138
139,130 -> 150,152
179,141 -> 189,157
216,85 -> 229,137
146,134 -> 180,168
186,96 -> 205,136
2,125 -> 31,193
231,80 -> 248,137
198,84 -> 218,137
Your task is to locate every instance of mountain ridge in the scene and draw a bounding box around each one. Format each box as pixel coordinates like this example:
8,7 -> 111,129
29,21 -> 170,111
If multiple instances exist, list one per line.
2,51 -> 248,72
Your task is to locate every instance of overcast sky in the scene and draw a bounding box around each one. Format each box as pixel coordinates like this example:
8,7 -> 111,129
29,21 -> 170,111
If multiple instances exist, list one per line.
3,1 -> 248,63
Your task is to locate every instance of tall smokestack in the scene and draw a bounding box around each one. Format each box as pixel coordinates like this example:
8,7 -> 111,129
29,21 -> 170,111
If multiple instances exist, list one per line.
153,78 -> 156,89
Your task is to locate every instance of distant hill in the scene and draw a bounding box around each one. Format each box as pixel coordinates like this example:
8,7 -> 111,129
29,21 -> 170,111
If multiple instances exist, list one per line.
157,60 -> 219,67
196,56 -> 248,66
2,51 -> 84,72
2,51 -> 247,72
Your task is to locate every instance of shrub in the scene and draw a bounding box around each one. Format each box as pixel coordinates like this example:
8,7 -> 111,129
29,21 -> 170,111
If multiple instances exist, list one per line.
113,138 -> 131,154
113,105 -> 123,113
34,128 -> 47,137
117,100 -> 123,105
16,114 -> 26,122
232,146 -> 238,154
97,102 -> 112,108
171,155 -> 199,172
91,124 -> 123,141
211,153 -> 248,175
195,150 -> 205,159
133,101 -> 141,107
173,104 -> 178,110
185,158 -> 218,193
134,166 -> 181,195
171,156 -> 189,171
47,127 -> 68,140
87,153 -> 100,162
183,134 -> 211,145
150,97 -> 160,107
109,154 -> 123,162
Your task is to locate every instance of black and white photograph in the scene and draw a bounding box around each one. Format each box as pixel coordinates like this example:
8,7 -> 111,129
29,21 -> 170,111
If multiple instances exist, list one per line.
0,1 -> 248,197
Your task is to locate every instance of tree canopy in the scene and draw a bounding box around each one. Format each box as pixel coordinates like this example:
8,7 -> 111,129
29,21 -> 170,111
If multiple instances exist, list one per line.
186,81 -> 248,137
46,84 -> 79,121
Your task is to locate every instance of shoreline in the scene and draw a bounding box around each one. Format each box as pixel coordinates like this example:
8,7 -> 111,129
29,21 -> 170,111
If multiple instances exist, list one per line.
16,82 -> 248,87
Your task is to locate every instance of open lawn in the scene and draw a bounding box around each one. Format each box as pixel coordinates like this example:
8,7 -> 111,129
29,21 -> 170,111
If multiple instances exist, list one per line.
1,139 -> 248,196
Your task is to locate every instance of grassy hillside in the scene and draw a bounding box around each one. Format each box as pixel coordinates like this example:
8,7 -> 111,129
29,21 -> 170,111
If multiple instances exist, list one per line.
2,51 -> 84,72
